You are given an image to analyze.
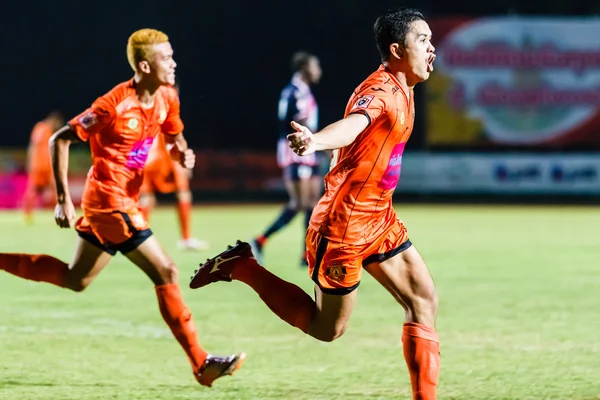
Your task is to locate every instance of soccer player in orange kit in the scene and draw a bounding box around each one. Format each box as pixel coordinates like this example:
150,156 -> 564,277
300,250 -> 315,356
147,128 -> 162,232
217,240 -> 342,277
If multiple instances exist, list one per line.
23,111 -> 64,223
190,9 -> 439,399
0,29 -> 244,387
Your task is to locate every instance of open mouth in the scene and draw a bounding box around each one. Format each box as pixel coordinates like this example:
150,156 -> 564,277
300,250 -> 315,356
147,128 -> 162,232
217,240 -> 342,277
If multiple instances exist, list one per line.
427,54 -> 436,72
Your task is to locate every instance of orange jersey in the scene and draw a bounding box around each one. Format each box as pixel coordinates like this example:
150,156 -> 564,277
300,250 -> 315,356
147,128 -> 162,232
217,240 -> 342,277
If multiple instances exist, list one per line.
28,121 -> 54,173
310,65 -> 415,245
69,79 -> 183,211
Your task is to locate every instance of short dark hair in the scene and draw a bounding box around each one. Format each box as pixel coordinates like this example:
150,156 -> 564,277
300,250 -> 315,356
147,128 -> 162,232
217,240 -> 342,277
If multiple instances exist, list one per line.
373,8 -> 425,61
291,51 -> 316,73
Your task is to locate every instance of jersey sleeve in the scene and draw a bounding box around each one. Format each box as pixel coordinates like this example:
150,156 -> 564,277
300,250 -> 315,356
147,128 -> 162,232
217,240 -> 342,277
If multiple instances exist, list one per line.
68,97 -> 116,142
345,85 -> 391,125
161,90 -> 184,135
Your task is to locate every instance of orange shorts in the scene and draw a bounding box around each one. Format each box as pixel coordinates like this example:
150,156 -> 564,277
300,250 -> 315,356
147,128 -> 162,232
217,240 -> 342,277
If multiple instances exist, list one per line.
306,219 -> 412,295
75,208 -> 152,255
141,160 -> 189,194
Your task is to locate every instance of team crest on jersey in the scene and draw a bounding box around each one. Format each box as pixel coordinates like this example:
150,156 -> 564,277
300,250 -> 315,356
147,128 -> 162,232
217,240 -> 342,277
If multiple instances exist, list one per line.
352,95 -> 374,110
158,109 -> 167,124
78,112 -> 97,129
128,118 -> 139,129
324,264 -> 347,282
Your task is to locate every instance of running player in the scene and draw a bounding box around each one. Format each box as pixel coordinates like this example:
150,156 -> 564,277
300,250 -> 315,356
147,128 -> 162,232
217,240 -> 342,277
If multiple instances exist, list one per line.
23,111 -> 64,223
250,51 -> 322,266
191,9 -> 439,399
1,29 -> 244,387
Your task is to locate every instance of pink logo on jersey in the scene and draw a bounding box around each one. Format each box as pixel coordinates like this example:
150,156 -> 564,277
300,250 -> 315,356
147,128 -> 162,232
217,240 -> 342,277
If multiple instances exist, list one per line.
378,142 -> 406,190
126,137 -> 155,170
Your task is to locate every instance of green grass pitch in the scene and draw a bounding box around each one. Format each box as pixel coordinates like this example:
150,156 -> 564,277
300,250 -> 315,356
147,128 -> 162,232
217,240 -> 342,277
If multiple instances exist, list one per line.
0,204 -> 599,399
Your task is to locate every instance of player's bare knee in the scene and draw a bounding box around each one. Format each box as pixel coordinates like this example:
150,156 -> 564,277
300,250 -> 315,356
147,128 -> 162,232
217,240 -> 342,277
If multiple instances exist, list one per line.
139,194 -> 155,208
408,287 -> 438,325
158,262 -> 179,285
430,287 -> 439,315
176,190 -> 191,203
64,276 -> 93,292
299,198 -> 312,211
311,322 -> 348,342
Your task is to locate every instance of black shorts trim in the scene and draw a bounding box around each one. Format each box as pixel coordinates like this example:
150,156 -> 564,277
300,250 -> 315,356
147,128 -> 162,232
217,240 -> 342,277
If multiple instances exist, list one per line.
310,235 -> 329,284
362,239 -> 413,266
113,212 -> 153,254
310,236 -> 360,296
318,282 -> 360,295
77,230 -> 117,256
114,229 -> 153,254
76,211 -> 154,255
284,163 -> 320,182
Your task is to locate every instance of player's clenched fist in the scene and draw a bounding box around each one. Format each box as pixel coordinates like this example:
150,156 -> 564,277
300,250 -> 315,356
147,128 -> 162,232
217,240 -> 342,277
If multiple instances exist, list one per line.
170,144 -> 195,170
179,148 -> 195,169
54,200 -> 76,228
287,121 -> 316,156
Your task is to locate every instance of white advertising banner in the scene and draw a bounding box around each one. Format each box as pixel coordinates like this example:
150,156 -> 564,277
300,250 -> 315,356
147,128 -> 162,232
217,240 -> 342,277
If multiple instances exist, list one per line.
398,152 -> 600,194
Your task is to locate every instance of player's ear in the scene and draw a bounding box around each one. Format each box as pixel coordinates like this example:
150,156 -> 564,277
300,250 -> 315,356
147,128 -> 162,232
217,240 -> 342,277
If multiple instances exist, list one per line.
138,60 -> 151,74
389,43 -> 404,60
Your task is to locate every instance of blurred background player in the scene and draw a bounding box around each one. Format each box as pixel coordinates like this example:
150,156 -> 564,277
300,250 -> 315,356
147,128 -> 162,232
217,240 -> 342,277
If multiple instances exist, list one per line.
0,29 -> 244,386
140,84 -> 209,252
23,111 -> 64,223
250,51 -> 322,266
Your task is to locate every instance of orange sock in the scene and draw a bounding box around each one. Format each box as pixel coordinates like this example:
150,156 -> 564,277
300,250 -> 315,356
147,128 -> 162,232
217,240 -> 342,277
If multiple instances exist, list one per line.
23,187 -> 36,222
177,200 -> 191,240
232,258 -> 315,332
256,235 -> 267,247
140,205 -> 151,223
0,253 -> 68,287
402,322 -> 440,400
155,283 -> 207,372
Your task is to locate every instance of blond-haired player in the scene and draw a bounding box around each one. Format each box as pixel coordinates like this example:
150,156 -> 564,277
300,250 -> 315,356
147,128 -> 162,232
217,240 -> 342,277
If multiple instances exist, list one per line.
0,29 -> 245,387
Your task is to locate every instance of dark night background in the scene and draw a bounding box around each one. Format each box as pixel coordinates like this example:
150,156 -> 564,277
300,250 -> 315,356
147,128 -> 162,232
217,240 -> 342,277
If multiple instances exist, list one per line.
0,0 -> 598,150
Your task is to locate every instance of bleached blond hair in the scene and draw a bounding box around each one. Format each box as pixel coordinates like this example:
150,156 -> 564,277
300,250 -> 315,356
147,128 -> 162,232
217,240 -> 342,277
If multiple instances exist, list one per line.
126,29 -> 169,71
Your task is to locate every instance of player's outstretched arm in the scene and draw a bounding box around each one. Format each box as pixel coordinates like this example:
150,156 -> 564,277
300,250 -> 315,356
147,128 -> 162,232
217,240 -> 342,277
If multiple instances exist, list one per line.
49,126 -> 81,227
288,113 -> 369,155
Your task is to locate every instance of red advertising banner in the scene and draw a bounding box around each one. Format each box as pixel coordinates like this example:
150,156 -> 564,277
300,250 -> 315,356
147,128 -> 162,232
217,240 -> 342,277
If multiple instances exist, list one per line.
427,17 -> 600,149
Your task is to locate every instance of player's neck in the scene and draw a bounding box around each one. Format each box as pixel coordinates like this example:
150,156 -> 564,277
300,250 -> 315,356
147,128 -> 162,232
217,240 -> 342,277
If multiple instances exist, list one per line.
383,63 -> 415,90
293,72 -> 311,88
133,74 -> 159,108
